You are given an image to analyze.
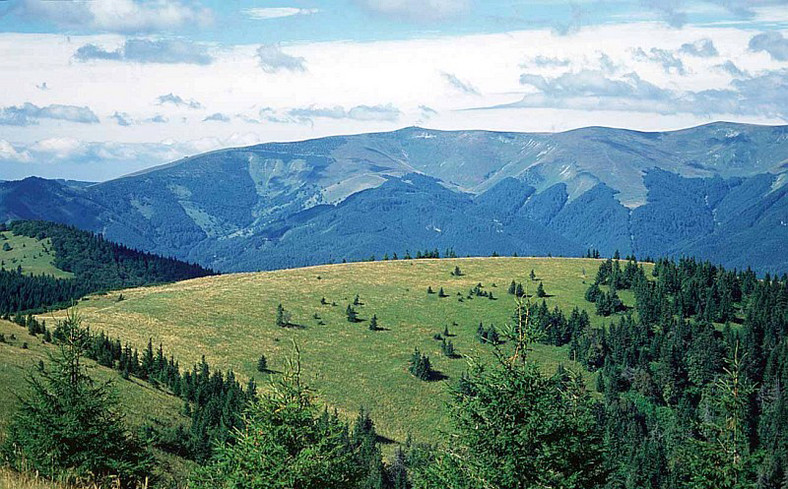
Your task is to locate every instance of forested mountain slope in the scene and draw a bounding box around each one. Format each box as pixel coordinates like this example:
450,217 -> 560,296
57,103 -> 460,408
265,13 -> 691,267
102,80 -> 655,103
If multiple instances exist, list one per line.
1,122 -> 786,273
0,220 -> 213,313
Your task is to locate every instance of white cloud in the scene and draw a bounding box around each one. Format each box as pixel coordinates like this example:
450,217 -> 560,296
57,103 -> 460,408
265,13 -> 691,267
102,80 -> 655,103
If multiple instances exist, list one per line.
354,0 -> 470,21
156,93 -> 202,109
243,8 -> 319,20
442,72 -> 480,95
749,31 -> 788,61
74,39 -> 213,65
680,38 -> 719,57
633,47 -> 686,75
0,140 -> 32,163
16,0 -> 212,33
0,103 -> 100,126
256,44 -> 307,73
203,112 -> 231,122
282,104 -> 402,123
0,22 -> 786,176
111,111 -> 135,126
29,137 -> 86,159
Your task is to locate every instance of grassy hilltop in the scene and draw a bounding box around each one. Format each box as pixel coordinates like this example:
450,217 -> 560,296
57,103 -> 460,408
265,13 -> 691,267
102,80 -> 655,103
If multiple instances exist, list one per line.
42,257 -> 644,443
0,230 -> 72,279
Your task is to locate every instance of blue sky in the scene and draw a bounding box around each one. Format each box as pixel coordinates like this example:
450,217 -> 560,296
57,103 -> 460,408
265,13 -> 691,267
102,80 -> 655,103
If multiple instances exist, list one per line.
0,0 -> 787,181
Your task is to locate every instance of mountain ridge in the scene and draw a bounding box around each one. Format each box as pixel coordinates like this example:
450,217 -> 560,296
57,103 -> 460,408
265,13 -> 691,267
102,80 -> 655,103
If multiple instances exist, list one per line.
1,121 -> 786,274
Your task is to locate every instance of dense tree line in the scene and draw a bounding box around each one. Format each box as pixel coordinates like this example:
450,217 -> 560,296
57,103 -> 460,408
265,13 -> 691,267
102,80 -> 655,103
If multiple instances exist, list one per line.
80,331 -> 254,463
0,220 -> 213,314
11,311 -> 254,465
534,256 -> 788,488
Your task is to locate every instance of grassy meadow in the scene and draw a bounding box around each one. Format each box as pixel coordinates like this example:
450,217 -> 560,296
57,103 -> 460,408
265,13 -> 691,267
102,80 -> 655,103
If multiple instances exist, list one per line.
0,231 -> 72,279
41,257 -> 646,443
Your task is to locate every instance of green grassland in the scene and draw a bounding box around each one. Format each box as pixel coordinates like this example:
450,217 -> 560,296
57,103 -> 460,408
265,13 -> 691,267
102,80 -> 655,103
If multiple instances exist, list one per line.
0,320 -> 187,433
0,231 -> 72,279
0,320 -> 192,486
44,257 -> 647,444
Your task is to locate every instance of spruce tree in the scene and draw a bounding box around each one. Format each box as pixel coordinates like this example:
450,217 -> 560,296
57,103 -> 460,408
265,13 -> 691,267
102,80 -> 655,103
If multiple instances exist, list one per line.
276,303 -> 291,327
369,314 -> 379,331
190,345 -> 366,489
536,281 -> 546,298
257,354 -> 268,373
2,310 -> 150,486
347,305 -> 359,323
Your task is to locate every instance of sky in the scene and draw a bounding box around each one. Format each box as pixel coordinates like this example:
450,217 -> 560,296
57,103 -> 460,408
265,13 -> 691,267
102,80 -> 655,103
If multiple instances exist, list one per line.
0,0 -> 787,181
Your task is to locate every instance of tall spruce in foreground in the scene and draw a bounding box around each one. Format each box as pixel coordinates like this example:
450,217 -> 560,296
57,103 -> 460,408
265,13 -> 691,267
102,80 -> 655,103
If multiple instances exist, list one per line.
411,298 -> 605,489
2,309 -> 150,487
189,343 -> 365,489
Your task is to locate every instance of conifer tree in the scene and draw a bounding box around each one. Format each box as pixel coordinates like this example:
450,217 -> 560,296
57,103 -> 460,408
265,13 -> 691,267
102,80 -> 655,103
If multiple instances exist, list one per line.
408,348 -> 433,381
537,281 -> 546,298
2,309 -> 151,486
257,354 -> 268,373
275,303 -> 291,327
369,314 -> 379,331
190,344 -> 366,489
347,305 -> 359,323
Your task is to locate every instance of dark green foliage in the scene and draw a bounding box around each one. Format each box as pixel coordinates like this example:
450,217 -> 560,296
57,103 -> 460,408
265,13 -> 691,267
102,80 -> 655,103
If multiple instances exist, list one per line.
440,339 -> 457,358
408,348 -> 433,381
2,310 -> 151,487
190,349 -> 366,489
550,256 -> 788,488
594,289 -> 624,316
507,280 -> 516,295
438,287 -> 447,298
42,318 -> 256,464
475,322 -> 500,345
412,353 -> 605,488
451,266 -> 462,276
347,305 -> 359,323
0,220 -> 213,315
426,286 -> 434,295
584,282 -> 601,302
276,303 -> 292,327
257,354 -> 268,373
369,314 -> 379,331
536,281 -> 546,297
2,242 -> 11,251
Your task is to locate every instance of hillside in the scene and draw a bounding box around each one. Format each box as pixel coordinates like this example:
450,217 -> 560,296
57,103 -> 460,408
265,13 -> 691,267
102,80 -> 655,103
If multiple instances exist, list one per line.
0,319 -> 193,486
0,220 -> 214,314
41,257 -> 639,443
1,122 -> 786,274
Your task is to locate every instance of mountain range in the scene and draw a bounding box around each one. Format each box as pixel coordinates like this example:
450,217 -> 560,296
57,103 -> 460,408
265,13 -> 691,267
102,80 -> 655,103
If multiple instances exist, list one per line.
1,121 -> 786,274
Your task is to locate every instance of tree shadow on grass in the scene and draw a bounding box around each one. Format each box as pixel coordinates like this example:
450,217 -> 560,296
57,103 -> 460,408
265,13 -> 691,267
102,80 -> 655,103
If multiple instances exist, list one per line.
427,370 -> 449,382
